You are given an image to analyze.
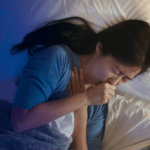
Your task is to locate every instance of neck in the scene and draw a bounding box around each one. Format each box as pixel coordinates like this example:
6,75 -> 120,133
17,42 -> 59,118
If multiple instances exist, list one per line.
80,54 -> 92,85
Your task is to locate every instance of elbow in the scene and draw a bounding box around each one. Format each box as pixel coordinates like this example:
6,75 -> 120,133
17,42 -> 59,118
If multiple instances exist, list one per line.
11,122 -> 20,132
11,114 -> 25,132
11,107 -> 29,132
11,118 -> 24,132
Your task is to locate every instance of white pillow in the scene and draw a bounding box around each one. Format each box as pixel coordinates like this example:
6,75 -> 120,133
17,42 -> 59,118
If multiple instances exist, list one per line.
116,69 -> 150,100
101,90 -> 150,150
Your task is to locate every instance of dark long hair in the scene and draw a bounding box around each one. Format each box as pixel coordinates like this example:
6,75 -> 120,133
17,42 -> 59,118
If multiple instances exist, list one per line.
10,17 -> 150,73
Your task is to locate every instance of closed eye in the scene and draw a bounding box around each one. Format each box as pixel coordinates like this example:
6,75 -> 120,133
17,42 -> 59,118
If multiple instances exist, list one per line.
125,76 -> 132,81
112,68 -> 132,81
112,68 -> 116,74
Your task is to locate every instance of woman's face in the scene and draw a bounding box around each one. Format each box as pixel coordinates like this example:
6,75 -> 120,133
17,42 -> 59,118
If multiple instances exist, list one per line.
81,43 -> 141,86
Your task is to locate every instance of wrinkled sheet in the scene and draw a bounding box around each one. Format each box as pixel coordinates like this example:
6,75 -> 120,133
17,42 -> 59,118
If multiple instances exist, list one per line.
101,90 -> 150,150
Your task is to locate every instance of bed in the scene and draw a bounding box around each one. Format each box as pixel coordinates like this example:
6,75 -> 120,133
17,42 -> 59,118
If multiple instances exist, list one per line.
0,0 -> 150,149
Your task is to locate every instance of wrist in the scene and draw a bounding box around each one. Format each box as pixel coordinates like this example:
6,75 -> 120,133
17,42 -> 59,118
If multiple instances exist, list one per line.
81,92 -> 89,106
74,105 -> 88,114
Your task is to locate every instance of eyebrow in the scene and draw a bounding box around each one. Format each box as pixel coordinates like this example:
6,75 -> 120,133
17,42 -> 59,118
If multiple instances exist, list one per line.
114,65 -> 133,80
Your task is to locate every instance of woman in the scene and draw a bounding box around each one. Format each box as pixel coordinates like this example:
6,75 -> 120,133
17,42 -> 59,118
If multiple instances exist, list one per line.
10,17 -> 150,150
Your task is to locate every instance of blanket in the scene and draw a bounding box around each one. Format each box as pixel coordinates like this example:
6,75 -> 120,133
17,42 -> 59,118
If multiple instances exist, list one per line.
0,100 -> 71,150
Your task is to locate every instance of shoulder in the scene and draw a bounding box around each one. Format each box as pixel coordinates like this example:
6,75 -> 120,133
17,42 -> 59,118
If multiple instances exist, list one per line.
28,45 -> 69,69
32,45 -> 68,59
25,45 -> 70,76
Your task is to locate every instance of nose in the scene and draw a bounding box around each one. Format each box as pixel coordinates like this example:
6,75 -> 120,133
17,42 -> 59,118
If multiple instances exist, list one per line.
108,76 -> 122,86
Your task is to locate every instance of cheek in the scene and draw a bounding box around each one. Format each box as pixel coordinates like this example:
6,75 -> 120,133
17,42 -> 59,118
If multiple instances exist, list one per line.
100,68 -> 114,81
117,82 -> 124,86
117,80 -> 127,86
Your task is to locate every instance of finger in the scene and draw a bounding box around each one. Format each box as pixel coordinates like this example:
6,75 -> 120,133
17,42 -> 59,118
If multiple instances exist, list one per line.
73,66 -> 80,92
67,81 -> 72,96
80,69 -> 85,91
103,99 -> 109,104
102,92 -> 112,104
103,95 -> 111,104
101,97 -> 109,104
103,90 -> 114,102
107,94 -> 113,101
106,89 -> 115,96
71,71 -> 76,94
108,84 -> 116,90
103,83 -> 116,90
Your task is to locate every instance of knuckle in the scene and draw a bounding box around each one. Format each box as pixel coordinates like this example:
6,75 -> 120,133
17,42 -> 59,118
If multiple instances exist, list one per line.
103,98 -> 107,104
103,83 -> 108,88
109,95 -> 113,99
102,95 -> 106,100
103,91 -> 107,96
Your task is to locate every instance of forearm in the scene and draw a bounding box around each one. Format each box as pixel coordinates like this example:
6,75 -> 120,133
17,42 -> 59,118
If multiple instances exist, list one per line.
70,106 -> 88,150
11,92 -> 87,132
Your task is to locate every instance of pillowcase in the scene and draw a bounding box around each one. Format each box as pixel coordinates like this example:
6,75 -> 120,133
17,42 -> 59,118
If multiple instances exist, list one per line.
101,90 -> 150,150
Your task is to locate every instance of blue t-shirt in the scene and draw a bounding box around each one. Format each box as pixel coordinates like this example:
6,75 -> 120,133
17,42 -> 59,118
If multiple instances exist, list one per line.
13,45 -> 80,108
12,44 -> 107,150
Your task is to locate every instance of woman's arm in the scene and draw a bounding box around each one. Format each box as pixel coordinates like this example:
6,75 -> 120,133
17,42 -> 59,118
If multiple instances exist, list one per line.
68,67 -> 88,150
11,92 -> 87,132
69,106 -> 88,150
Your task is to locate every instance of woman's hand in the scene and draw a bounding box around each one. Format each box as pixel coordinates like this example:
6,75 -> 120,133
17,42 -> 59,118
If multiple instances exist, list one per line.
68,66 -> 85,96
67,66 -> 88,150
67,66 -> 87,111
86,83 -> 116,106
68,66 -> 115,106
68,66 -> 116,106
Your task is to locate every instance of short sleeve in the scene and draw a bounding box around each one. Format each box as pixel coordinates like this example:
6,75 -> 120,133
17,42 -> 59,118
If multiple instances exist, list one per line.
12,45 -> 69,109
